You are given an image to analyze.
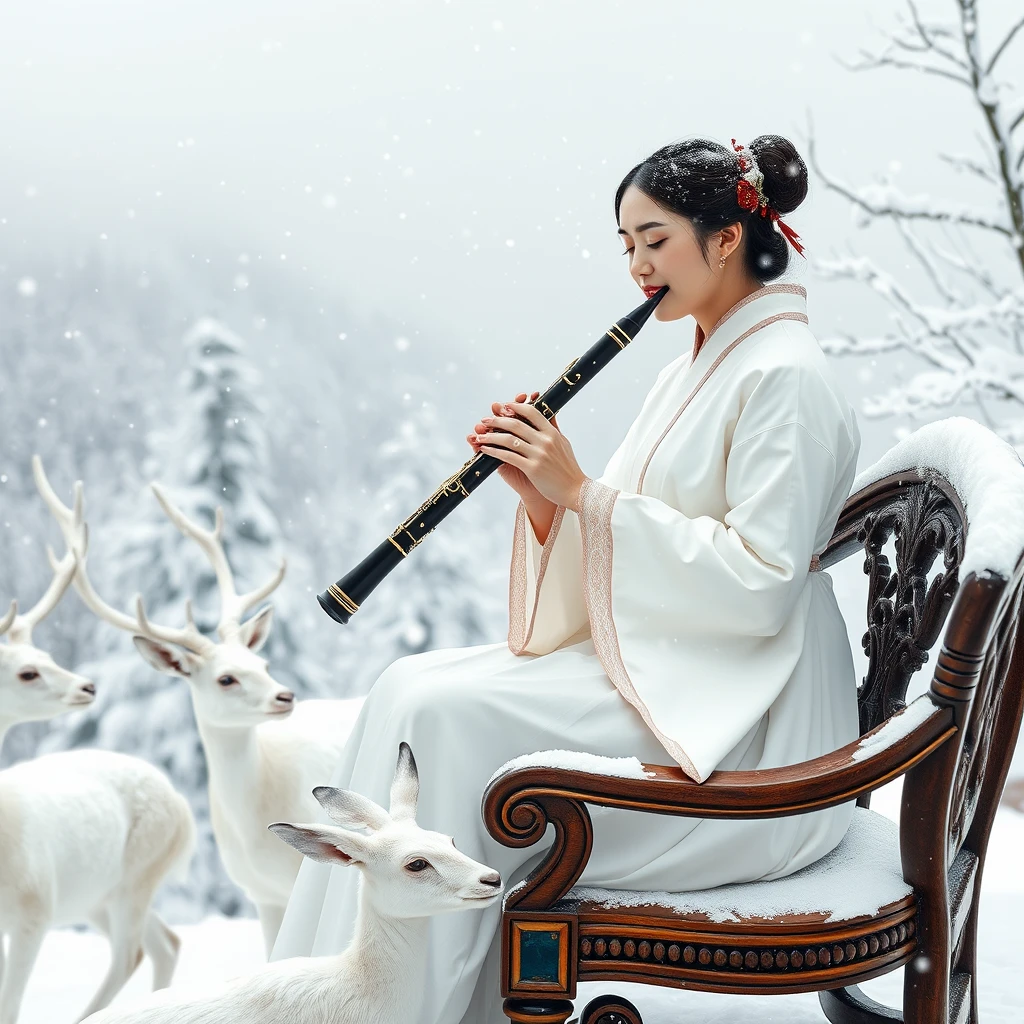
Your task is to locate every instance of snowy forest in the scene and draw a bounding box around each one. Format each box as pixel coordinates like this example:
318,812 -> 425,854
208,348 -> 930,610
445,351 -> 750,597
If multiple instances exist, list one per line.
0,254 -> 509,917
2,0 -> 1023,933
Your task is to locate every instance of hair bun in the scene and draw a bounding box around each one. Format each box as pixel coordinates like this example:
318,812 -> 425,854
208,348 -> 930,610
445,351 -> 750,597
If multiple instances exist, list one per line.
748,135 -> 807,216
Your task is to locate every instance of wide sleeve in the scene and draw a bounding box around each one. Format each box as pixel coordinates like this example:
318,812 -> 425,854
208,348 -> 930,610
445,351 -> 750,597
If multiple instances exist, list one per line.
578,416 -> 841,782
507,500 -> 589,656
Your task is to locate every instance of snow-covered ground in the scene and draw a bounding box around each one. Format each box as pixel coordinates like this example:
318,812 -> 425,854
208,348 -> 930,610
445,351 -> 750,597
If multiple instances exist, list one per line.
18,782 -> 1024,1023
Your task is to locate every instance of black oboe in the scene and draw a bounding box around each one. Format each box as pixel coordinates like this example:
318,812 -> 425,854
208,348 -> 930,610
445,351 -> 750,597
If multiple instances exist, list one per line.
318,286 -> 668,624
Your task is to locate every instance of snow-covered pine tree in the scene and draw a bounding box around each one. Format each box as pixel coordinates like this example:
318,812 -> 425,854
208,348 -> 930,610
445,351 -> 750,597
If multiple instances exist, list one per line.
337,393 -> 508,694
41,316 -> 325,919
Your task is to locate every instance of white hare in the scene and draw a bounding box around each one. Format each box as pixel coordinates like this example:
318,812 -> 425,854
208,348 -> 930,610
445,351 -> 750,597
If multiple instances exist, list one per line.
81,743 -> 503,1024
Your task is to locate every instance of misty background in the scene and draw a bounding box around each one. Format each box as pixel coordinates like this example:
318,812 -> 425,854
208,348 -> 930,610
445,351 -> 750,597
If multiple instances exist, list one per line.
2,0 -> 1021,919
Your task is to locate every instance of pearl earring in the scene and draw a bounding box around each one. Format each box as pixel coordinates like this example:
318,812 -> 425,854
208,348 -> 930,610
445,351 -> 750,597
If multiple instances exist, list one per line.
719,253 -> 727,269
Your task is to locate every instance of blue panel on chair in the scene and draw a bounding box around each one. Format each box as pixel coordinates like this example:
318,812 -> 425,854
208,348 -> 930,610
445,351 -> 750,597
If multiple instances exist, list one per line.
519,929 -> 562,984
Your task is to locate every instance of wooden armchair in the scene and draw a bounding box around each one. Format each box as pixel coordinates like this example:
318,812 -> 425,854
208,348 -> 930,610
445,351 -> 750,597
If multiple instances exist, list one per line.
483,446 -> 1024,1024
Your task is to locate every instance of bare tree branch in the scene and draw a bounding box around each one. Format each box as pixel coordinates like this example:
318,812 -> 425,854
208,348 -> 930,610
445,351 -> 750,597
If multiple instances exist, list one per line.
938,150 -> 997,184
905,0 -> 971,69
985,13 -> 1024,75
840,49 -> 972,86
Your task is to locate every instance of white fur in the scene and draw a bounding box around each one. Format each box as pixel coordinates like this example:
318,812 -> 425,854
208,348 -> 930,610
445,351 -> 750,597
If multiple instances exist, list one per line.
0,750 -> 195,1024
0,567 -> 194,1024
81,744 -> 503,1024
34,456 -> 364,953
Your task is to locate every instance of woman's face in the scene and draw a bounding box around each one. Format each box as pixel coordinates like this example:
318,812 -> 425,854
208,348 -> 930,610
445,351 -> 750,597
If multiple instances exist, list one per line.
617,183 -> 722,323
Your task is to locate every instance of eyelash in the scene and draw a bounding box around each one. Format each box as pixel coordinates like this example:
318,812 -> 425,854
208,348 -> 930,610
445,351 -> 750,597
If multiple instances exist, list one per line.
620,239 -> 665,256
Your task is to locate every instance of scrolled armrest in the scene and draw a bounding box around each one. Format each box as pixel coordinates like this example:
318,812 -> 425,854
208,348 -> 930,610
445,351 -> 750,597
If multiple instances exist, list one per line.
481,696 -> 955,911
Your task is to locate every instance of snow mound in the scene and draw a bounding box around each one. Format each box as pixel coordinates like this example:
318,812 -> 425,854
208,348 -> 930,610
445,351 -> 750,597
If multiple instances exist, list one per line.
569,807 -> 911,923
852,416 -> 1024,581
853,695 -> 940,762
489,749 -> 657,785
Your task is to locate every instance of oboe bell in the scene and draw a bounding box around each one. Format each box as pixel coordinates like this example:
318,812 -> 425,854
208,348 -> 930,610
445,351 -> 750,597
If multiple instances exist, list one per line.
317,285 -> 668,625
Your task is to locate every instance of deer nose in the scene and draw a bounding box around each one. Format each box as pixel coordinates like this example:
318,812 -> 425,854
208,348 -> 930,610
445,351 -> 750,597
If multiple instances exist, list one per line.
275,691 -> 295,705
80,682 -> 96,695
480,871 -> 502,888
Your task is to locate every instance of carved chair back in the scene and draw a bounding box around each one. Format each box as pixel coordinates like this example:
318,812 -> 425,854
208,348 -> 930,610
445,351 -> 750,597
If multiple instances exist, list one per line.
821,469 -> 1024,858
484,451 -> 1024,1024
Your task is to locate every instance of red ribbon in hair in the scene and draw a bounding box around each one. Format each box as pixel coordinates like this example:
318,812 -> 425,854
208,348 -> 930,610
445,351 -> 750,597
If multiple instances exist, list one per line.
732,137 -> 807,259
763,205 -> 806,258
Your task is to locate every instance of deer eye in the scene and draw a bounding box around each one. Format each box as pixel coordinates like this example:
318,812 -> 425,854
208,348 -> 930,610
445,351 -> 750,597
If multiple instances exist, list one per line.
406,859 -> 430,873
18,669 -> 40,682
217,675 -> 239,688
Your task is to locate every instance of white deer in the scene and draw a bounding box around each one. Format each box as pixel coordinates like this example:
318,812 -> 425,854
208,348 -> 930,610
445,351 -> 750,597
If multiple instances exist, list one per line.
34,456 -> 365,954
0,541 -> 194,1024
81,743 -> 503,1024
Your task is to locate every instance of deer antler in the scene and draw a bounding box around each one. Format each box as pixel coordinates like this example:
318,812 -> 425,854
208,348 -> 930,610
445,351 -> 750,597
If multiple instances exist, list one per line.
149,483 -> 286,641
0,599 -> 18,638
4,546 -> 80,646
32,455 -> 212,655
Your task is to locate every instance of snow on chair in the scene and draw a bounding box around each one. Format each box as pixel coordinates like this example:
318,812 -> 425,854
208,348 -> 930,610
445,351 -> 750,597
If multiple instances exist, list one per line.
483,416 -> 1024,1024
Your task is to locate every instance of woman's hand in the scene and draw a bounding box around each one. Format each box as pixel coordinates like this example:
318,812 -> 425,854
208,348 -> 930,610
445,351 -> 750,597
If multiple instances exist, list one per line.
466,392 -> 588,512
468,392 -> 550,505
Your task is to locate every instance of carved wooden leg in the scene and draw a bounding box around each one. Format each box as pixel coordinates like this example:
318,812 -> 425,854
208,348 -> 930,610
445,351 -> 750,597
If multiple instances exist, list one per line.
577,994 -> 644,1024
503,997 -> 575,1023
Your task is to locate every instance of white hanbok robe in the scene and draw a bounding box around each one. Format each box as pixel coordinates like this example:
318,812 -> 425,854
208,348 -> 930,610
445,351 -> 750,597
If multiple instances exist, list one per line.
271,283 -> 863,1024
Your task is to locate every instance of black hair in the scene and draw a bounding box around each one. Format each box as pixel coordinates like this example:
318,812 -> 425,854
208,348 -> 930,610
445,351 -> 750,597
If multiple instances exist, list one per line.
613,135 -> 808,283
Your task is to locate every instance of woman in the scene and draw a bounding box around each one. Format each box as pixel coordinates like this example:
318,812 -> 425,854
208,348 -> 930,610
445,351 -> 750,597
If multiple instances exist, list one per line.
271,134 -> 862,1023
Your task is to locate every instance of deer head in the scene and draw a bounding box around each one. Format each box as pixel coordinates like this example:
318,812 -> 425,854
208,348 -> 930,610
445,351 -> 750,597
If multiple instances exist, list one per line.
33,455 -> 293,730
0,542 -> 95,729
270,743 -> 503,918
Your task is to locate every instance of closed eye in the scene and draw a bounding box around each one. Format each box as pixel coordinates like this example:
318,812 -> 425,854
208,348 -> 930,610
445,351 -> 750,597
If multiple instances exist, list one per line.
621,239 -> 666,255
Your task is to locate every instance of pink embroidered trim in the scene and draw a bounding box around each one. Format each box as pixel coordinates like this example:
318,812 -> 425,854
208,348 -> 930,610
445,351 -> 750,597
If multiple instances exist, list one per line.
703,283 -> 807,348
577,478 -> 703,783
507,502 -> 566,655
636,310 -> 810,493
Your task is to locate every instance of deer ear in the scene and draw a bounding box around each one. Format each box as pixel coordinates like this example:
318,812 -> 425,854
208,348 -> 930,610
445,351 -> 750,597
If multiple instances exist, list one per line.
313,786 -> 390,832
268,822 -> 366,866
133,636 -> 201,678
238,605 -> 274,652
389,742 -> 420,822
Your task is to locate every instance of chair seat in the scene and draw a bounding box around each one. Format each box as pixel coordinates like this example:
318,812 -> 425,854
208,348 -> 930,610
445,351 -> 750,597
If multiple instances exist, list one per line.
552,808 -> 919,993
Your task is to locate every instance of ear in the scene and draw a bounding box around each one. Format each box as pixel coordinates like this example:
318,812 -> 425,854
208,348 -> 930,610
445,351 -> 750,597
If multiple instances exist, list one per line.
389,742 -> 419,822
268,822 -> 368,865
133,636 -> 202,678
238,605 -> 274,652
313,786 -> 390,832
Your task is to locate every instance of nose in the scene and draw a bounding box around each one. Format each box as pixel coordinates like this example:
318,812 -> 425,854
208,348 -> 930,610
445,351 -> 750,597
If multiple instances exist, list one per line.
480,871 -> 502,888
80,682 -> 96,696
275,691 -> 295,706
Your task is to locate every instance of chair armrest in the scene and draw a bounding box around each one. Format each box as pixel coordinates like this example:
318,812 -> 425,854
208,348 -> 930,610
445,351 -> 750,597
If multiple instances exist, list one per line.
482,696 -> 955,911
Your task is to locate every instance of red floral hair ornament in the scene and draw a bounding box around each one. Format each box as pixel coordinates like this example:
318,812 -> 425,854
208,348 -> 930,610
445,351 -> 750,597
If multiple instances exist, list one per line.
730,138 -> 806,258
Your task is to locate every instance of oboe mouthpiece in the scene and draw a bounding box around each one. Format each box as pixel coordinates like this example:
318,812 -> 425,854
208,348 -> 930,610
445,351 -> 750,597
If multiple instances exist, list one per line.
621,285 -> 668,336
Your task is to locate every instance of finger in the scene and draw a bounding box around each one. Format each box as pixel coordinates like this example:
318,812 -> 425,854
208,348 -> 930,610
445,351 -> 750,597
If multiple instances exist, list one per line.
480,443 -> 527,469
507,401 -> 550,431
483,417 -> 536,442
479,429 -> 533,451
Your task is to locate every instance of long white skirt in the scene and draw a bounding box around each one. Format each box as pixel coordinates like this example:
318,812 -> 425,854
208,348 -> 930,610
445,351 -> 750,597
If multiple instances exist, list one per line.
271,625 -> 856,1024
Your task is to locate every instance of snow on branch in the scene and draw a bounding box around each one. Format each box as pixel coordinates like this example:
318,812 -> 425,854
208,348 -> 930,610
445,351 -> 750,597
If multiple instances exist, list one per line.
811,0 -> 1024,446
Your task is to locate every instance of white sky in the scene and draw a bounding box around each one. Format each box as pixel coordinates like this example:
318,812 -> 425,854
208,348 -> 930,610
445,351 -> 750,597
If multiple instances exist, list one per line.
1,0 -> 1019,471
